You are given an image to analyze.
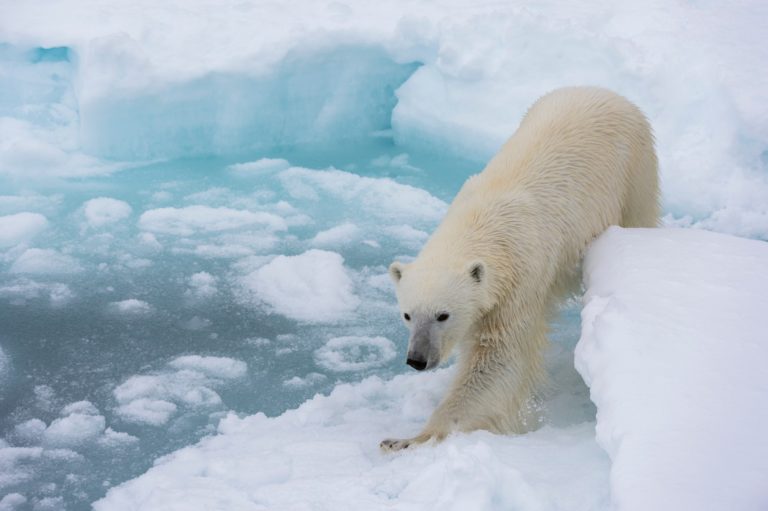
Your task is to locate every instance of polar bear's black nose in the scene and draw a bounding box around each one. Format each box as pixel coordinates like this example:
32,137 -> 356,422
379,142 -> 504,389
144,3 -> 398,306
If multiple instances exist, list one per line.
407,357 -> 427,371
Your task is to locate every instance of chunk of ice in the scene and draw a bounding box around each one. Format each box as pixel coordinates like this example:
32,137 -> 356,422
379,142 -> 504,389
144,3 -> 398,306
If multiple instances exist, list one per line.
138,206 -> 287,236
0,213 -> 48,248
108,299 -> 152,316
9,249 -> 82,275
82,197 -> 132,228
241,249 -> 359,323
314,336 -> 397,372
43,414 -> 106,448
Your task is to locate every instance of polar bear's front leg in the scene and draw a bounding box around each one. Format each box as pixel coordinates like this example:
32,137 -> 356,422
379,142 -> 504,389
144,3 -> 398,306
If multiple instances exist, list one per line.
380,330 -> 544,453
378,386 -> 479,452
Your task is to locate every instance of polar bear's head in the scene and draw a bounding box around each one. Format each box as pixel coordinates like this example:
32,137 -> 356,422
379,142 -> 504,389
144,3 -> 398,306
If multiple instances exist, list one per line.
389,258 -> 491,371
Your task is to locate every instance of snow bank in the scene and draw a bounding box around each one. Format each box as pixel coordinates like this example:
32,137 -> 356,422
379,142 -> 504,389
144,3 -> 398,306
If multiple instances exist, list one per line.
95,367 -> 609,511
241,249 -> 360,323
576,227 -> 768,511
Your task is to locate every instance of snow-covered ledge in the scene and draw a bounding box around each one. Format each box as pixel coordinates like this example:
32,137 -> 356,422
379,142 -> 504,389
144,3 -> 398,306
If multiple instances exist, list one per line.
576,227 -> 768,511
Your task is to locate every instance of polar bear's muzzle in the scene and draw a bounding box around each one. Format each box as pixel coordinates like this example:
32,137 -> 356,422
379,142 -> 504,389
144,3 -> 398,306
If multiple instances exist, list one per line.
406,355 -> 428,371
406,321 -> 439,371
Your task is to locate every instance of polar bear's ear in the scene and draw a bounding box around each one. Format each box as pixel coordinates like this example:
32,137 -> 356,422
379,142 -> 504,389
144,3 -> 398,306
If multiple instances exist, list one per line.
467,260 -> 485,283
389,261 -> 406,283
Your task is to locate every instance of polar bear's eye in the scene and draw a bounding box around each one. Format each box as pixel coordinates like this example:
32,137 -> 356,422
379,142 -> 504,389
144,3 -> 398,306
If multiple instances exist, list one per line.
437,313 -> 450,322
403,313 -> 411,321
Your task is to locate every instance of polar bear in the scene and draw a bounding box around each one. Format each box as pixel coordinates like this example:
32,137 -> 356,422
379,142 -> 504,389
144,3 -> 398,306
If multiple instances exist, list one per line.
381,87 -> 659,451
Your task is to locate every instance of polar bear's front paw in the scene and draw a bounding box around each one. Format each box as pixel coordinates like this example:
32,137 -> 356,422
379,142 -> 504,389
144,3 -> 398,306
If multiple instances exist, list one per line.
380,431 -> 445,452
379,438 -> 414,452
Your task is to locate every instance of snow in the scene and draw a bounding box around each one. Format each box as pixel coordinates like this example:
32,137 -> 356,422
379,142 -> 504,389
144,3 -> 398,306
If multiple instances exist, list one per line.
241,249 -> 360,323
82,197 -> 132,228
575,227 -> 768,511
0,213 -> 48,248
95,368 -> 609,511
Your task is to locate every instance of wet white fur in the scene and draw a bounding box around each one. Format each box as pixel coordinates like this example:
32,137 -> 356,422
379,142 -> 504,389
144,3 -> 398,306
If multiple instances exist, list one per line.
383,87 -> 659,451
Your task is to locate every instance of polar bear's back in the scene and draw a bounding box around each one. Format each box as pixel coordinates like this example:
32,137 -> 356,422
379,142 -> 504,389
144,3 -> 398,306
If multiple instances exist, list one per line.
480,87 -> 658,231
423,87 -> 658,296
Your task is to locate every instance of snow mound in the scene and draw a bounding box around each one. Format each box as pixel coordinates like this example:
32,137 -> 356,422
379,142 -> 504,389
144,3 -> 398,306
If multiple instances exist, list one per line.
576,227 -> 768,511
95,368 -> 609,511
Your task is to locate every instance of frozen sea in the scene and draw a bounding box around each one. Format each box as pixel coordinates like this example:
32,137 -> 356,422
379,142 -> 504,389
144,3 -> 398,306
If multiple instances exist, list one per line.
1,0 -> 767,510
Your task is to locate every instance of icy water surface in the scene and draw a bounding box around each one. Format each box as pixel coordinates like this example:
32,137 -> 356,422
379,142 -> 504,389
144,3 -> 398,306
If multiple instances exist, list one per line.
0,144 -> 591,509
0,40 -> 595,510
